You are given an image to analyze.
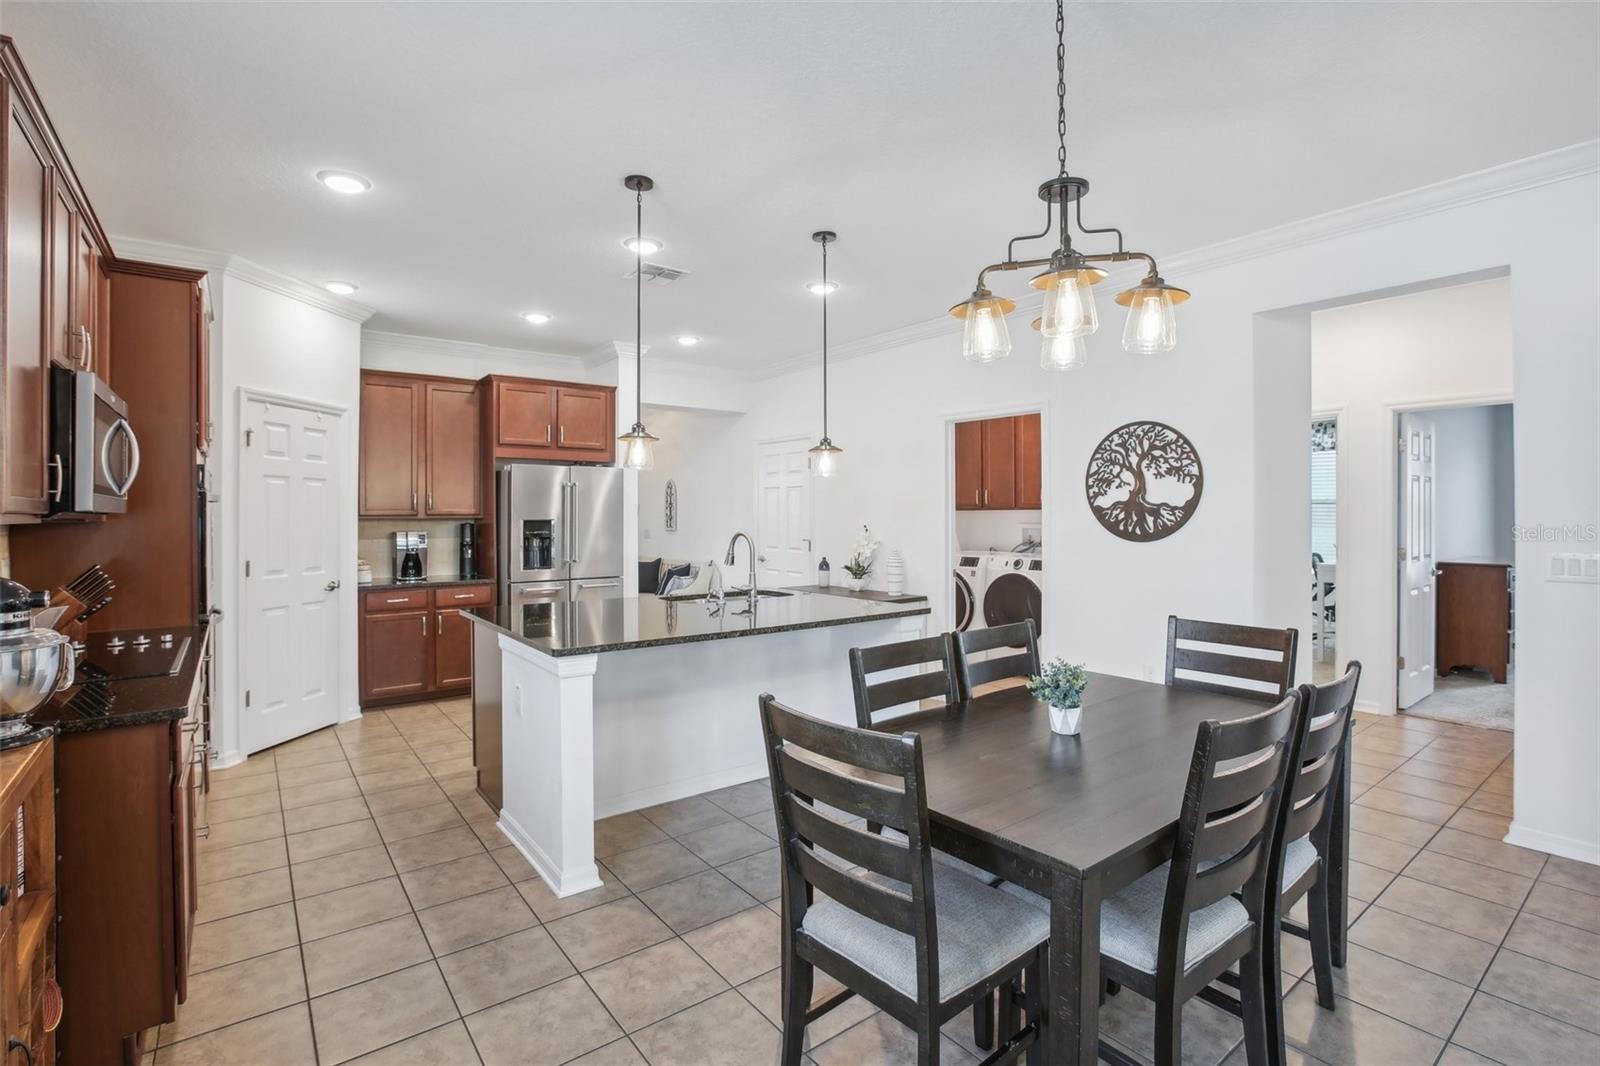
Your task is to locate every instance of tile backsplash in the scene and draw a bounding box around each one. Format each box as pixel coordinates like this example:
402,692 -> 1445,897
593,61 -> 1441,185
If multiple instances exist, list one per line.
358,519 -> 482,583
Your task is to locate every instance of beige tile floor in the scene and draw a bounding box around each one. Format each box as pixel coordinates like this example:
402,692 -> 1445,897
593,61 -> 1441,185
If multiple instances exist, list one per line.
151,702 -> 1600,1065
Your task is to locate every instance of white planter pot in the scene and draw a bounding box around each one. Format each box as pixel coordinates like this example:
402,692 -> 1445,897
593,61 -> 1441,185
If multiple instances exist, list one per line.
843,576 -> 866,592
1048,703 -> 1082,736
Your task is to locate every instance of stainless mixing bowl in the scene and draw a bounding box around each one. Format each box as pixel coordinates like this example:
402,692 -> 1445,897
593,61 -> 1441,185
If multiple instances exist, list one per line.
0,628 -> 75,718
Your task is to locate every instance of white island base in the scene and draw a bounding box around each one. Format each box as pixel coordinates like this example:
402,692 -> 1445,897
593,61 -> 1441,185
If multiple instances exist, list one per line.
489,607 -> 926,897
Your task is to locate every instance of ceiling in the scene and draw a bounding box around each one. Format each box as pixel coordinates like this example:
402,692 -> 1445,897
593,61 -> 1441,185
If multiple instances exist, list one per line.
4,2 -> 1595,372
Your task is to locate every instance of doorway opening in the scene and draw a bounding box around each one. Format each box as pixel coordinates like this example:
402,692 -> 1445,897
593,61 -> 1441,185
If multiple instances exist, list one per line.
1396,402 -> 1515,730
1309,415 -> 1339,683
949,408 -> 1044,685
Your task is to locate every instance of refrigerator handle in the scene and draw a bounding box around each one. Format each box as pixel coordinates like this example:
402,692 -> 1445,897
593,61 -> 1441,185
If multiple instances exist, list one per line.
569,480 -> 579,567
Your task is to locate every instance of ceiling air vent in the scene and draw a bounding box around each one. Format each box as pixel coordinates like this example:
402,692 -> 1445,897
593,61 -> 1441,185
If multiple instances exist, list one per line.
625,261 -> 691,285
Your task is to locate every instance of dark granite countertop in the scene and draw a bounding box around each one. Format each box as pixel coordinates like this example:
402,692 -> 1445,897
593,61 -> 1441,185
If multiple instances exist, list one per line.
781,585 -> 929,605
362,577 -> 494,592
467,591 -> 929,657
26,624 -> 210,734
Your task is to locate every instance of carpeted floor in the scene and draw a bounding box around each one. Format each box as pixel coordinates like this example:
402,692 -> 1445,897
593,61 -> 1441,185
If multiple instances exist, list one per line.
1405,668 -> 1514,731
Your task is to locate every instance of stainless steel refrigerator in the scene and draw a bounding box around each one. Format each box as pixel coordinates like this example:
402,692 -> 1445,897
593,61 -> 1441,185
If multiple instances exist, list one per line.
497,464 -> 625,607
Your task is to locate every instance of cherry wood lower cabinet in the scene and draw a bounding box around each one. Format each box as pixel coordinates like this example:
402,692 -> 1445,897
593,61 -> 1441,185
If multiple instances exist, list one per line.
360,582 -> 494,706
1,735 -> 56,1066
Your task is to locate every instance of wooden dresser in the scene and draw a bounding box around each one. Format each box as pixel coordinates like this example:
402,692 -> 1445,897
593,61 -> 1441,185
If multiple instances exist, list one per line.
1436,560 -> 1514,684
1,733 -> 57,1066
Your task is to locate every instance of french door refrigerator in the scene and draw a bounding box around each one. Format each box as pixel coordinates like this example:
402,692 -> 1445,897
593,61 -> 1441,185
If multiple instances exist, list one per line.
497,464 -> 624,607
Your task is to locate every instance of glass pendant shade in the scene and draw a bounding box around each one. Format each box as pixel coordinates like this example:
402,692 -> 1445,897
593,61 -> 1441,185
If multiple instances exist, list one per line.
1032,266 -> 1103,338
951,293 -> 1016,363
1115,280 -> 1187,354
618,425 -> 658,471
1035,319 -> 1087,370
809,440 -> 842,478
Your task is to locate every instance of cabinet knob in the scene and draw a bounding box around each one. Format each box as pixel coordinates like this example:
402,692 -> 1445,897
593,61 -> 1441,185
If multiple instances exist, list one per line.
0,883 -> 10,906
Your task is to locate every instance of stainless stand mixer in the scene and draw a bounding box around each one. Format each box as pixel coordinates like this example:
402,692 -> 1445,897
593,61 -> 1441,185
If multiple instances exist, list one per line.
0,577 -> 75,747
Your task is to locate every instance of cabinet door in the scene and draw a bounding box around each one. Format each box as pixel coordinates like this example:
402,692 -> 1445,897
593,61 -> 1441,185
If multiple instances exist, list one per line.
433,608 -> 473,690
555,387 -> 611,452
362,609 -> 432,701
981,417 -> 1016,509
193,283 -> 209,451
359,375 -> 422,515
424,381 -> 481,516
71,214 -> 98,372
496,379 -> 555,448
95,257 -> 113,383
3,100 -> 51,517
47,176 -> 79,369
954,420 -> 984,511
1014,412 -> 1041,509
172,746 -> 194,1004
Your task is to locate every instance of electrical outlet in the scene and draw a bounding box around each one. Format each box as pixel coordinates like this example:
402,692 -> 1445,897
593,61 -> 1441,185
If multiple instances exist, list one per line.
1547,552 -> 1600,584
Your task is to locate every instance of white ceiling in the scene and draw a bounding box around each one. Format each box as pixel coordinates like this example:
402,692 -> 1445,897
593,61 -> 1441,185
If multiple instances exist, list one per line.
5,2 -> 1596,372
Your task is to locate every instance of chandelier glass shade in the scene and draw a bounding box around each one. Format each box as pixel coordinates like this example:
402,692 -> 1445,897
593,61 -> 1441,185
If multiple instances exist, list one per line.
807,230 -> 844,476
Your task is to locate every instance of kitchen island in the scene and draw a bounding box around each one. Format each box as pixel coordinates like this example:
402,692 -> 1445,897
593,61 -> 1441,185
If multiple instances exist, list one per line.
466,589 -> 929,896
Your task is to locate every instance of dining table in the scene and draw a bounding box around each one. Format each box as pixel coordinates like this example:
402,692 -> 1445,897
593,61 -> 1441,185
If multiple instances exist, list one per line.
875,672 -> 1349,1065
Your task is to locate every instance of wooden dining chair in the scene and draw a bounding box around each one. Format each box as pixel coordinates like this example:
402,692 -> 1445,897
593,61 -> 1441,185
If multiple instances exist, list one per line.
953,620 -> 1040,699
848,634 -> 961,727
1001,689 -> 1305,1066
759,694 -> 1049,1066
1165,616 -> 1299,701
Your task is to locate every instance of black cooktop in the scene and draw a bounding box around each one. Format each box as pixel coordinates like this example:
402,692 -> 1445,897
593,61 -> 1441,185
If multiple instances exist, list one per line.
79,629 -> 193,681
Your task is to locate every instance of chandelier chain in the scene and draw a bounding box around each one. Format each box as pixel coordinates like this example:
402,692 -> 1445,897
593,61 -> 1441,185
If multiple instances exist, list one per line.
820,239 -> 829,437
1056,0 -> 1067,176
635,187 -> 643,425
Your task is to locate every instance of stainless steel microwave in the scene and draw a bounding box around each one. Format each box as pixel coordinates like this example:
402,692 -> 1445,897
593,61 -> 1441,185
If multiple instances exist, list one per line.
48,367 -> 141,515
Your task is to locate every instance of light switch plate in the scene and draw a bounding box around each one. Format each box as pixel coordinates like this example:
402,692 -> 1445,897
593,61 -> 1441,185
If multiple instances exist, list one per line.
1548,552 -> 1600,584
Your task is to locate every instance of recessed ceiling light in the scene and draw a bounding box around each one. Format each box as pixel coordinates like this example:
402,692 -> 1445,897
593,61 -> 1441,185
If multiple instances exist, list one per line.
323,280 -> 359,296
808,280 -> 839,296
316,170 -> 371,195
521,311 -> 553,325
623,236 -> 663,256
674,335 -> 700,347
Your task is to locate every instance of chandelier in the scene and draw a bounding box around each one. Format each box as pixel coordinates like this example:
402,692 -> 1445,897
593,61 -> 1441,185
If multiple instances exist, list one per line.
949,0 -> 1189,367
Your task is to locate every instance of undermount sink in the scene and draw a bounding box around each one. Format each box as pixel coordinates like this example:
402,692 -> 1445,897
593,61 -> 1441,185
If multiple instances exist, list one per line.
665,588 -> 795,601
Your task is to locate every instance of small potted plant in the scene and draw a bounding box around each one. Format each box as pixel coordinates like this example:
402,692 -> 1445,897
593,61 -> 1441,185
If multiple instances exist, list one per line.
842,525 -> 880,591
1027,659 -> 1089,735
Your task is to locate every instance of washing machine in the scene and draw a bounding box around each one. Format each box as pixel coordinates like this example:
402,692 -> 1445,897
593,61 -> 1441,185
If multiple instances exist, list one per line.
983,552 -> 1043,637
952,553 -> 990,632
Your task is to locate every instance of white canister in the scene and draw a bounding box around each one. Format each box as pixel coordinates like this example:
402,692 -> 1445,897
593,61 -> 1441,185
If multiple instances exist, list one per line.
884,549 -> 906,595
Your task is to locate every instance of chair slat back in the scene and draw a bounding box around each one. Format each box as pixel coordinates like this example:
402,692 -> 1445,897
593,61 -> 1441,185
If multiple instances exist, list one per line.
954,620 -> 1040,698
1283,662 -> 1361,844
849,634 -> 961,727
759,694 -> 940,987
1159,690 -> 1303,981
1165,616 -> 1299,701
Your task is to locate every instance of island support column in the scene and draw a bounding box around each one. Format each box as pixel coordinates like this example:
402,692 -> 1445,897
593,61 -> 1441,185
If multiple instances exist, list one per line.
494,634 -> 604,897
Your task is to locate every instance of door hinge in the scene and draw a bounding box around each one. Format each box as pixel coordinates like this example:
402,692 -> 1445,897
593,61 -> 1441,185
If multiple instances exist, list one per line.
244,560 -> 251,578
245,690 -> 251,708
1397,655 -> 1406,670
245,428 -> 253,447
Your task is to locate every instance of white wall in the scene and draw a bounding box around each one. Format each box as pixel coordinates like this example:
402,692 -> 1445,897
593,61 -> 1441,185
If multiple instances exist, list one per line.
657,149 -> 1599,862
1431,403 -> 1515,562
1310,278 -> 1515,712
955,510 -> 1042,553
217,274 -> 364,763
637,405 -> 751,570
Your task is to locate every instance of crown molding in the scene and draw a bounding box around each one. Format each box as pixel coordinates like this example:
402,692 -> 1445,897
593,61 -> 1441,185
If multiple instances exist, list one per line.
756,140 -> 1600,381
109,237 -> 376,322
361,330 -> 588,373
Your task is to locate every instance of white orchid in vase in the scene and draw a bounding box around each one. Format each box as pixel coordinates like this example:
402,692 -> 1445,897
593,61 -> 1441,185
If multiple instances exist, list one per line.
842,525 -> 880,590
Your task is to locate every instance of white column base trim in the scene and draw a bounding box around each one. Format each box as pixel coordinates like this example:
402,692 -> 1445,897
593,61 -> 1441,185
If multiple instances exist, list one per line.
594,759 -> 770,821
1504,822 -> 1600,867
498,809 -> 603,897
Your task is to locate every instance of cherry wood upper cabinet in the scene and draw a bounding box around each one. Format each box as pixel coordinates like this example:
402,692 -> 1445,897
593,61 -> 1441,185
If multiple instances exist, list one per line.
953,413 -> 1041,512
71,210 -> 101,373
555,386 -> 612,452
3,91 -> 51,519
423,381 -> 481,516
47,175 -> 74,369
359,374 -> 423,516
495,379 -> 555,448
1015,412 -> 1042,509
954,420 -> 984,511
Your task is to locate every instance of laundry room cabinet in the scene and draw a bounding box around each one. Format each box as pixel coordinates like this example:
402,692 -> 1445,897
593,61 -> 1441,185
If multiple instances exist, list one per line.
954,413 -> 1041,510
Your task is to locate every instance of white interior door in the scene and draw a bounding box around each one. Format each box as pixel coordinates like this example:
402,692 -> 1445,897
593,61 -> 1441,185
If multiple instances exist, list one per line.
756,438 -> 813,588
1397,412 -> 1437,708
241,397 -> 343,753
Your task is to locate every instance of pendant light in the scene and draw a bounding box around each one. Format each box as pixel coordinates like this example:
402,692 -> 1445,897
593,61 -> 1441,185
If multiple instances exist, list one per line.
949,0 -> 1189,364
807,231 -> 843,477
617,174 -> 659,470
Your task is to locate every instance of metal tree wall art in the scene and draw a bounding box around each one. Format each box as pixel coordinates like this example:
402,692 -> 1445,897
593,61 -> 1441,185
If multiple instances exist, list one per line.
1085,421 -> 1204,541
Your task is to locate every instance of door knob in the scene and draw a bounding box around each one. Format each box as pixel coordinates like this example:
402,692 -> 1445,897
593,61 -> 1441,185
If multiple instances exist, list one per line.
324,580 -> 342,592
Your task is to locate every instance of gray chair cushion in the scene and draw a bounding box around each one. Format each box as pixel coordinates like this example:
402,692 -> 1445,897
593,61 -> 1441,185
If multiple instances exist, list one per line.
879,827 -> 1003,886
1282,835 -> 1317,889
1000,864 -> 1251,975
802,864 -> 1048,1003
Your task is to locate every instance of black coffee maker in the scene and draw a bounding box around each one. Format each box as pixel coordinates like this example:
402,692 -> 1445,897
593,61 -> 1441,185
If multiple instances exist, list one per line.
458,522 -> 477,580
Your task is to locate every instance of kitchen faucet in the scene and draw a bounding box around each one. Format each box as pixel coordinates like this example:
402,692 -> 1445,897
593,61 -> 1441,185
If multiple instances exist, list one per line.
724,532 -> 758,611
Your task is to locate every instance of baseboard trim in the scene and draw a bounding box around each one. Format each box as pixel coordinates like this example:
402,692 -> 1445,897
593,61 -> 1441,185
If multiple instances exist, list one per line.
595,759 -> 769,821
498,809 -> 603,898
210,748 -> 245,770
1504,822 -> 1600,867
